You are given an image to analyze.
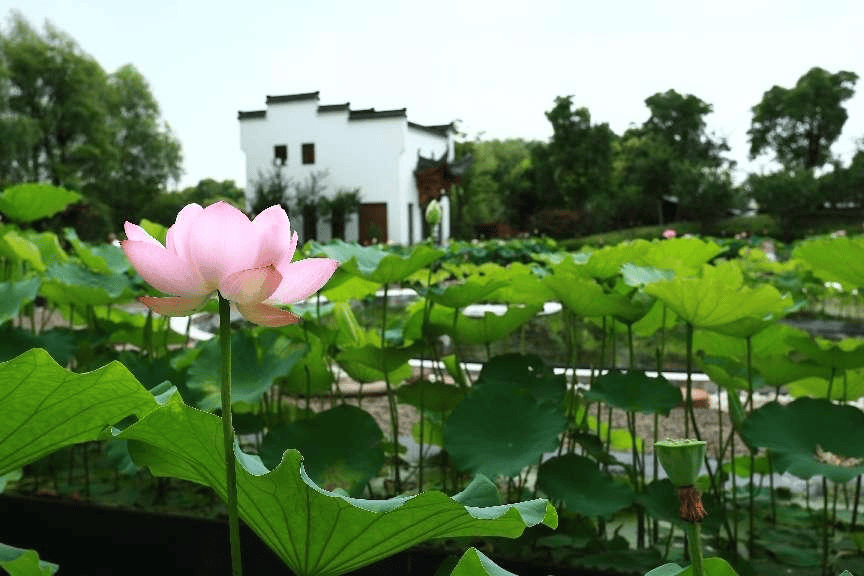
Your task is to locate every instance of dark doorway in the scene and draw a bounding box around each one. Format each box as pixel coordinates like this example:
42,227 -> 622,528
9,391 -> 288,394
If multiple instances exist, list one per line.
359,202 -> 387,244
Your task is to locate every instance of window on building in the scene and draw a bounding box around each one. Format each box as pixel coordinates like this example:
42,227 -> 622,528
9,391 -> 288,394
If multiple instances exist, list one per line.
302,143 -> 315,165
274,144 -> 287,165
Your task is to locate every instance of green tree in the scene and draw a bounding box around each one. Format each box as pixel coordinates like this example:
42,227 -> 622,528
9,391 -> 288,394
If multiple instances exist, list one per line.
250,167 -> 292,216
89,64 -> 182,227
0,13 -> 182,233
544,96 -> 615,211
747,170 -> 820,240
748,67 -> 858,170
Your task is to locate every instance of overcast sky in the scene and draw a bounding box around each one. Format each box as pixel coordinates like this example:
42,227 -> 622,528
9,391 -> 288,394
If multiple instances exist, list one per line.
9,0 -> 864,189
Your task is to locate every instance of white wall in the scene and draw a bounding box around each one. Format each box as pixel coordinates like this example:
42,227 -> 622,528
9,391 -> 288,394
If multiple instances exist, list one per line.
240,96 -> 451,245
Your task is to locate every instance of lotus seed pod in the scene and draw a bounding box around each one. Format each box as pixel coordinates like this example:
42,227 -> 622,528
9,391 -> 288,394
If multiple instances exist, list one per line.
655,438 -> 706,487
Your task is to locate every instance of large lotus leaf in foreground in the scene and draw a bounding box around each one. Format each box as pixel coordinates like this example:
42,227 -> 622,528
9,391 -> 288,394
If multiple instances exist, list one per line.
0,349 -> 157,476
122,399 -> 557,576
741,398 -> 864,483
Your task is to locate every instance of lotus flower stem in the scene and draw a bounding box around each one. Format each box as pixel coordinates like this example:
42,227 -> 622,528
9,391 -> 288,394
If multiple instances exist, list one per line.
746,335 -> 755,557
381,284 -> 402,493
852,475 -> 862,531
219,294 -> 243,576
687,521 -> 705,576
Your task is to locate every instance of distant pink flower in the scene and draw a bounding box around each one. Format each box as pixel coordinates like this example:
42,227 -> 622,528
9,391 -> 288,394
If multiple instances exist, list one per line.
663,229 -> 677,239
122,202 -> 338,327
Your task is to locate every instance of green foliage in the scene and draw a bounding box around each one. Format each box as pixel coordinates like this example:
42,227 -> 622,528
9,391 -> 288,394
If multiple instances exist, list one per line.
260,405 -> 384,496
544,96 -> 615,214
123,399 -> 557,576
749,66 -> 858,169
448,548 -> 518,576
586,371 -> 682,415
0,543 -> 59,576
186,331 -> 305,410
0,15 -> 182,232
0,348 -> 157,476
0,277 -> 39,325
741,397 -> 864,483
537,454 -> 635,517
0,184 -> 81,222
444,354 -> 567,478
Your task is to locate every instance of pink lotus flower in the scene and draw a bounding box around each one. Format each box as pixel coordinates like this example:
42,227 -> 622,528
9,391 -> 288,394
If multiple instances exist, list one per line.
122,202 -> 339,327
663,229 -> 677,239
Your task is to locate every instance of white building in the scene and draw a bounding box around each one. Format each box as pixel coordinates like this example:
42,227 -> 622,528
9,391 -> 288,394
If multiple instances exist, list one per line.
238,91 -> 464,245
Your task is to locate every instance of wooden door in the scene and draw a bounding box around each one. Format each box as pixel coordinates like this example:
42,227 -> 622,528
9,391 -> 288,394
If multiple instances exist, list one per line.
359,202 -> 387,244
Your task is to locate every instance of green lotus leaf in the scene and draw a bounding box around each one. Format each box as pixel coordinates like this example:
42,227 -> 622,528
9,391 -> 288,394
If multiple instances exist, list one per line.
697,356 -> 766,392
397,379 -> 465,413
620,263 -> 675,287
64,228 -> 129,274
317,241 -> 443,284
0,327 -> 77,364
786,335 -> 864,371
632,300 -> 679,338
793,235 -> 864,289
586,370 -> 682,415
0,348 -> 157,476
0,230 -> 45,271
187,331 -> 306,410
122,399 -> 557,576
332,302 -> 376,347
260,405 -> 384,496
751,355 -> 829,388
482,264 -> 553,306
336,345 -> 413,384
40,261 -> 131,306
741,398 -> 864,483
537,454 -> 635,517
788,369 -> 864,402
583,240 -> 652,279
404,303 -> 541,346
138,219 -> 168,244
412,415 -> 445,447
643,260 -> 792,330
282,334 -> 334,395
0,183 -> 81,223
638,479 -> 685,528
545,274 -> 638,318
449,548 -> 517,576
320,269 -> 380,301
430,277 -> 509,309
0,278 -> 40,326
21,230 -> 67,266
444,354 -> 567,478
642,237 -> 725,276
645,558 -> 740,576
0,543 -> 59,576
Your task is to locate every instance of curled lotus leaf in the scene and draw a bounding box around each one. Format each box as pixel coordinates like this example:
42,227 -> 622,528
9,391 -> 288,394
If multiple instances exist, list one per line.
122,399 -> 557,576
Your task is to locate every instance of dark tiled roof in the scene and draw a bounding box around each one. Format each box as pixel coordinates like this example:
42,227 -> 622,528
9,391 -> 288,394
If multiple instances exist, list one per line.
408,121 -> 452,137
238,110 -> 266,120
349,108 -> 407,120
266,92 -> 320,104
318,103 -> 350,112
